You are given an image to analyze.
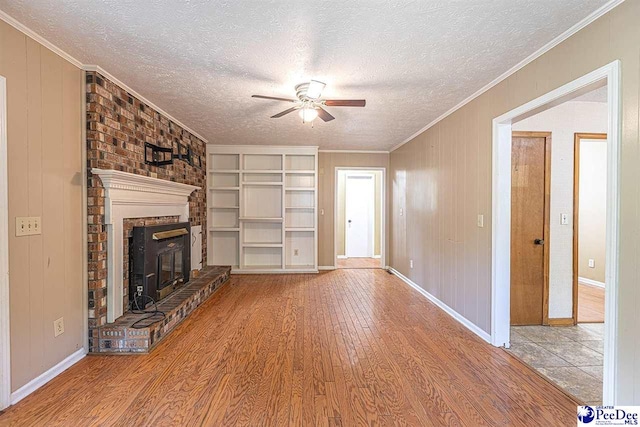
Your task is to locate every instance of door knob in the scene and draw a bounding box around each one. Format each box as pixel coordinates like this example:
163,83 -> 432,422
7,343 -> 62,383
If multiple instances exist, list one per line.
534,239 -> 544,245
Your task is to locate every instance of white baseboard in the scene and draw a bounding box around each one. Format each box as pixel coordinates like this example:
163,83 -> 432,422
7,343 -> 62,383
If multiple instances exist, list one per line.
372,255 -> 382,259
336,255 -> 348,260
388,268 -> 492,344
579,276 -> 605,288
10,348 -> 85,405
318,266 -> 336,271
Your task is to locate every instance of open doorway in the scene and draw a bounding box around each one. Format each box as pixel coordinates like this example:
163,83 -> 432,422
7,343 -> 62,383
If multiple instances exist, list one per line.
492,61 -> 620,406
574,133 -> 607,324
335,168 -> 384,269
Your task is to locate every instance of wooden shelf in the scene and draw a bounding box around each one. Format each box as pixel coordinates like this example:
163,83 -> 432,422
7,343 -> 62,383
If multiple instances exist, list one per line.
285,170 -> 315,174
243,169 -> 283,174
208,147 -> 317,273
239,217 -> 283,222
242,243 -> 283,248
242,182 -> 283,186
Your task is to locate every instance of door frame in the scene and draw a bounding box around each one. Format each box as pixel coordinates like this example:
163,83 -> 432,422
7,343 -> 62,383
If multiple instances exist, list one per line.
511,131 -> 552,326
0,76 -> 10,410
573,132 -> 607,324
491,60 -> 620,404
334,167 -> 386,268
344,173 -> 375,258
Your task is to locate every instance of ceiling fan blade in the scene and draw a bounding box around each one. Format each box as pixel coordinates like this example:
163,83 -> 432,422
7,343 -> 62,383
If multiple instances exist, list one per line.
252,95 -> 296,103
317,107 -> 335,122
324,99 -> 366,107
271,107 -> 298,118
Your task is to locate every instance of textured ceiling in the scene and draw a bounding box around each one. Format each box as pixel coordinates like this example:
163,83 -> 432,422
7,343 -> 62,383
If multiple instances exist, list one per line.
0,0 -> 610,150
573,86 -> 608,103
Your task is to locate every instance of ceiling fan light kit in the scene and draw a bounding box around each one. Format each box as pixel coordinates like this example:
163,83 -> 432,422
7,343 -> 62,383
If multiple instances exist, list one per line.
252,79 -> 366,125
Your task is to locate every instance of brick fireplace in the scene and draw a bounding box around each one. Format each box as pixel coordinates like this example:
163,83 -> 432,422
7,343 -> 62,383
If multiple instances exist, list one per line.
86,71 -> 211,352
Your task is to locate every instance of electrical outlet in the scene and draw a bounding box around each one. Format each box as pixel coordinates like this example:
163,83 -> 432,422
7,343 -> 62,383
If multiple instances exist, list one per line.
588,259 -> 595,268
54,317 -> 64,337
294,249 -> 299,256
320,209 -> 324,215
410,259 -> 414,269
136,286 -> 143,296
477,214 -> 484,228
15,216 -> 42,237
400,208 -> 404,216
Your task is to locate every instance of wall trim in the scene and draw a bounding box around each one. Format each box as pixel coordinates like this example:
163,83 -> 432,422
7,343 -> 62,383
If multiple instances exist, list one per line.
10,348 -> 85,405
579,276 -> 606,288
336,255 -> 348,259
0,76 -> 10,411
389,268 -> 492,344
0,10 -> 84,68
548,317 -> 575,327
318,150 -> 389,154
389,0 -> 625,153
318,266 -> 336,271
0,11 -> 208,143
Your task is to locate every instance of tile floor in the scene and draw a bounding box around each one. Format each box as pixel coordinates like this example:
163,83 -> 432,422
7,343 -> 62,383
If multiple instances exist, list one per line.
507,323 -> 604,405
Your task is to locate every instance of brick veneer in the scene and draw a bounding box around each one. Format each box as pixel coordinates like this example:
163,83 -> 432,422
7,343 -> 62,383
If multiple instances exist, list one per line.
86,71 -> 207,350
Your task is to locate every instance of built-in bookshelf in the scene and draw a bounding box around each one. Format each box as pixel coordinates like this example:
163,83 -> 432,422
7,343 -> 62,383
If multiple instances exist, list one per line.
207,146 -> 318,273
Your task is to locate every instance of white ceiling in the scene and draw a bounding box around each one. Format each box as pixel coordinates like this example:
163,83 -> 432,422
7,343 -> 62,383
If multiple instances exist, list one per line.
573,86 -> 608,103
0,0 -> 610,150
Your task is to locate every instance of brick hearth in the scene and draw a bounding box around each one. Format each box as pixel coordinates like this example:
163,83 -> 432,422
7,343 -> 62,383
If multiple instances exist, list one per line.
91,266 -> 230,353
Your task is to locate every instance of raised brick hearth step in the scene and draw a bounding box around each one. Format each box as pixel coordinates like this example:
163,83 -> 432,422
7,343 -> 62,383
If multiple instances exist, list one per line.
91,266 -> 231,353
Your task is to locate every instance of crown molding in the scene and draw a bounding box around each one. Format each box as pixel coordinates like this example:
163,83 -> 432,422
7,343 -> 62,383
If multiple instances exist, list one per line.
318,150 -> 389,154
389,0 -> 626,152
0,9 -> 84,68
0,10 -> 209,143
83,65 -> 208,142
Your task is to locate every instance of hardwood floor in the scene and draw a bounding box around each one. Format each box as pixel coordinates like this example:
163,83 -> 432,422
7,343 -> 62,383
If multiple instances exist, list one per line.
578,282 -> 605,323
0,270 -> 579,426
336,257 -> 381,269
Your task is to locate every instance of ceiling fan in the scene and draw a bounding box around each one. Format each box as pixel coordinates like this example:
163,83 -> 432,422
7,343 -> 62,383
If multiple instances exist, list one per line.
252,80 -> 366,123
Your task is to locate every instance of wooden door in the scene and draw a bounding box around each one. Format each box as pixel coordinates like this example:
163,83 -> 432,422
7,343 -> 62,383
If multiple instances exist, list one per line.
511,132 -> 550,326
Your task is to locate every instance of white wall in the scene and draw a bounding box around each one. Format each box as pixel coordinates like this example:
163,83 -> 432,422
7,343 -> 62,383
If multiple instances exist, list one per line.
578,139 -> 607,283
513,101 -> 607,318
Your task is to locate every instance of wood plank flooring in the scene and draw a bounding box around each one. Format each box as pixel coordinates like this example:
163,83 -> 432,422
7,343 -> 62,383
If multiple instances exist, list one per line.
578,283 -> 605,323
336,258 -> 381,269
0,270 -> 579,426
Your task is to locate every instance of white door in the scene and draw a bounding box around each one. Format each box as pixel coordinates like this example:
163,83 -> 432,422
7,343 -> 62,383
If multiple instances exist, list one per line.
345,174 -> 374,257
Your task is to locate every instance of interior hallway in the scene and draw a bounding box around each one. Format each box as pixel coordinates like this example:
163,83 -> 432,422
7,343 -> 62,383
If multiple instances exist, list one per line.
336,257 -> 381,269
0,270 -> 578,426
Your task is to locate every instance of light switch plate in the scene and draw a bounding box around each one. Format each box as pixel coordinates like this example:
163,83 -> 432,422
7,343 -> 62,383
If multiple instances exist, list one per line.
561,213 -> 569,225
477,214 -> 484,228
588,259 -> 595,268
15,216 -> 42,237
54,317 -> 64,337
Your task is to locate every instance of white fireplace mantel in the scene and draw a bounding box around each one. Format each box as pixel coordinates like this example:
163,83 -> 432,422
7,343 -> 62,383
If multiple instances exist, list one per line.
91,168 -> 200,322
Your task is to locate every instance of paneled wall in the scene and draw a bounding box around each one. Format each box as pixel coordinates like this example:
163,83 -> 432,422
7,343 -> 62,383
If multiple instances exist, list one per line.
318,152 -> 389,267
0,21 -> 84,392
389,0 -> 640,403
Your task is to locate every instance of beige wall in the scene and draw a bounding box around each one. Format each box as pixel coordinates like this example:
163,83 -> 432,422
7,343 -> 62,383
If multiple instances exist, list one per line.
336,170 -> 383,257
389,0 -> 640,403
318,152 -> 389,266
513,101 -> 608,317
578,139 -> 607,283
0,21 -> 84,392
